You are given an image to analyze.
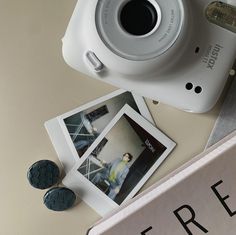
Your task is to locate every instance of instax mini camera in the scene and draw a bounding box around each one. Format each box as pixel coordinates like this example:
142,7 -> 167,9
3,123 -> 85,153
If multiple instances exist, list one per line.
62,0 -> 236,113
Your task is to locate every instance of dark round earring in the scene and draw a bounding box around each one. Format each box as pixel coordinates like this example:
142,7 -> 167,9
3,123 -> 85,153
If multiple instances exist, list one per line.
43,187 -> 77,211
27,160 -> 60,189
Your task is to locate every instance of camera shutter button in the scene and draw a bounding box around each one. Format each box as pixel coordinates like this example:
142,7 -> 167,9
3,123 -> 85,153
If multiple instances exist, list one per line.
85,51 -> 104,72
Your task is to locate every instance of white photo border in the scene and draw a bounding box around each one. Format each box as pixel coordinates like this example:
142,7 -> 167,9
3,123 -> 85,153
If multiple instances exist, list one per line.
62,104 -> 176,216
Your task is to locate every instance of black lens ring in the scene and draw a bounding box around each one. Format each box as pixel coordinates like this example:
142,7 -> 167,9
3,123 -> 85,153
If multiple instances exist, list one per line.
120,0 -> 158,36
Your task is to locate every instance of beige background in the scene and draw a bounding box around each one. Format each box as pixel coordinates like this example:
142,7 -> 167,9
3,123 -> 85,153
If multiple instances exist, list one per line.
0,0 -> 231,234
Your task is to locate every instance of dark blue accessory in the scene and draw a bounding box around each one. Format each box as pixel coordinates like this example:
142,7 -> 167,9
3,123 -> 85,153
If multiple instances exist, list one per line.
43,187 -> 76,211
27,160 -> 60,189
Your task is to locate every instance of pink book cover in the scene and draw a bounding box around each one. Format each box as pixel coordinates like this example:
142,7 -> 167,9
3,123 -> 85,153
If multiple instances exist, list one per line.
88,130 -> 236,235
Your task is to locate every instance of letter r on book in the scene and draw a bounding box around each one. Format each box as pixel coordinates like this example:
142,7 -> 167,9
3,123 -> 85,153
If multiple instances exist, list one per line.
173,205 -> 208,235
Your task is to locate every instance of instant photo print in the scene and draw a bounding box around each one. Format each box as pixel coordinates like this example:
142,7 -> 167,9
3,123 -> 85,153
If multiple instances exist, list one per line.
45,89 -> 154,172
62,105 -> 176,216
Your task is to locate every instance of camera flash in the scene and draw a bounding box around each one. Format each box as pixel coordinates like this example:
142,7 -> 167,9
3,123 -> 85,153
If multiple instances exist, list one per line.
206,1 -> 236,33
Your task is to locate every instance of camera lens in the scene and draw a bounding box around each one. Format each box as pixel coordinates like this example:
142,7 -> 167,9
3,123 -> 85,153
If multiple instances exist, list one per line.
120,0 -> 158,36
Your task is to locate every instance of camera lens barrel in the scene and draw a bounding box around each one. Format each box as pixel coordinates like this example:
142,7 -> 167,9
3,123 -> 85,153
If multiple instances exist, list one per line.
95,0 -> 185,61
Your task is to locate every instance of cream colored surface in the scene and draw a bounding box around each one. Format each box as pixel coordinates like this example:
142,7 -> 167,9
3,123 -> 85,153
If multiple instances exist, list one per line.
0,0 -> 227,234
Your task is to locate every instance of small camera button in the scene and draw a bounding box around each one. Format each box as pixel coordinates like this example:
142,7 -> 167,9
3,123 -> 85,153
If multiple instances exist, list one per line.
85,51 -> 104,72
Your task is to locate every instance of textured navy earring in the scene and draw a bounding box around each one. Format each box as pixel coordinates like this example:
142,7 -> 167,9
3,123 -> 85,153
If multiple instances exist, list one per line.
27,160 -> 60,189
43,187 -> 77,211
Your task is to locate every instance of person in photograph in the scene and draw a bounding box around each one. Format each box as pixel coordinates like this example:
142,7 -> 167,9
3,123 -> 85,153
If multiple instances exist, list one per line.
91,153 -> 133,200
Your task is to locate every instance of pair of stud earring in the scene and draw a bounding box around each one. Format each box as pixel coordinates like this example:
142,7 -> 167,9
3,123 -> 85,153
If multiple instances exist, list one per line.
27,160 -> 76,211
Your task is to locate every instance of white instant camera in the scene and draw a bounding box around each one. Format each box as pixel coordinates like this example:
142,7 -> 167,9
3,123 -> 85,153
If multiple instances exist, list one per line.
62,0 -> 236,113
